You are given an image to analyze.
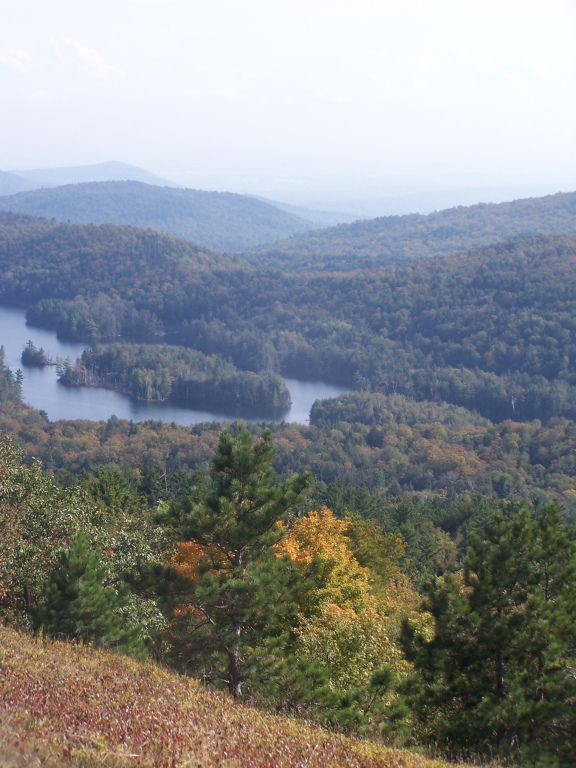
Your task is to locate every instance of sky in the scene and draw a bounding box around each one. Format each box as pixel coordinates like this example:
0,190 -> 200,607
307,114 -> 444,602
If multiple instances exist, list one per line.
1,0 -> 575,212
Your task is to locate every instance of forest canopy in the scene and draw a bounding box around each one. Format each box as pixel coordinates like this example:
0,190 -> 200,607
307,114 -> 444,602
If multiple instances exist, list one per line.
246,190 -> 576,270
1,212 -> 576,424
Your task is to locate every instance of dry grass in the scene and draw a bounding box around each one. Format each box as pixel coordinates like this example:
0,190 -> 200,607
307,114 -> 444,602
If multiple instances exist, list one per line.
0,625 -> 476,768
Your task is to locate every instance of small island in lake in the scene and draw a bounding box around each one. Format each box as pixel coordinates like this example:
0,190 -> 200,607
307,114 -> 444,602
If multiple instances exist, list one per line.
21,340 -> 53,366
57,342 -> 292,414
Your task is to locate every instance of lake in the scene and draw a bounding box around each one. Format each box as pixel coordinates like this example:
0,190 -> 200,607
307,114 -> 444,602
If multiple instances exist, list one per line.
0,304 -> 348,426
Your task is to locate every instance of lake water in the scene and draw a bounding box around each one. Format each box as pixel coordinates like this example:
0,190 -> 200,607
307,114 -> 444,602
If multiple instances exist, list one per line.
0,304 -> 348,425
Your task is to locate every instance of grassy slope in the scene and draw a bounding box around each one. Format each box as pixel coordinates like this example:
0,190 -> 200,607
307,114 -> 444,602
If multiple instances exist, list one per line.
0,625 -> 474,768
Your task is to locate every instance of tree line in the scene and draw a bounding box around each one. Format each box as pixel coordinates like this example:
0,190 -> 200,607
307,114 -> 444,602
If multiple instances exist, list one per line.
3,393 -> 576,515
246,190 -> 576,271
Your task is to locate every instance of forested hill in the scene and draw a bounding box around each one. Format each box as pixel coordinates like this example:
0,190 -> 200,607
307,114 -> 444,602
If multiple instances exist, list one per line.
0,211 -> 239,274
246,190 -> 576,271
1,211 -> 576,425
0,180 -> 317,251
0,212 -> 242,330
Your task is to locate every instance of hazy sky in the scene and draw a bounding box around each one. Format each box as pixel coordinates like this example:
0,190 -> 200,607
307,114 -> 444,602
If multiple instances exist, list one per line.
1,0 -> 575,208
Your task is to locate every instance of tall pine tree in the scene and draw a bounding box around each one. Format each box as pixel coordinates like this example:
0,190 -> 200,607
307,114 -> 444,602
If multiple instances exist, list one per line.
156,424 -> 312,698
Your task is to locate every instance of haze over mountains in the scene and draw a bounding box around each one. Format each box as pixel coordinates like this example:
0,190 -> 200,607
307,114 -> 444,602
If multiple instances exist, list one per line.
0,170 -> 36,197
0,181 -> 319,252
248,191 -> 576,271
0,161 -> 179,194
0,161 -> 358,249
0,161 -> 574,259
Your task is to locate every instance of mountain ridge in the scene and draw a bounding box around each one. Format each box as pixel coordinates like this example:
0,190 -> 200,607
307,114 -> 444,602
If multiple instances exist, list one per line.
0,180 -> 317,251
5,160 -> 180,189
246,190 -> 576,270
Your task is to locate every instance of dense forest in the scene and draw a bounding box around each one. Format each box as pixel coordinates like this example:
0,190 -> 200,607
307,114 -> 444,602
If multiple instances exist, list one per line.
1,212 -> 576,423
0,180 -> 316,251
1,424 -> 575,765
2,189 -> 576,766
247,190 -> 576,270
2,394 -> 576,516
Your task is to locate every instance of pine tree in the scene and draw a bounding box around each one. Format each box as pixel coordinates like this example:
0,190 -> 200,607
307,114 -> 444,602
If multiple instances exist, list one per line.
523,503 -> 576,761
157,423 -> 312,698
402,502 -> 576,764
32,533 -> 146,656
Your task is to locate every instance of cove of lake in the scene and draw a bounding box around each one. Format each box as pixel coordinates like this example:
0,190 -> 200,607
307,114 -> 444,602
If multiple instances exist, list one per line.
0,304 -> 349,426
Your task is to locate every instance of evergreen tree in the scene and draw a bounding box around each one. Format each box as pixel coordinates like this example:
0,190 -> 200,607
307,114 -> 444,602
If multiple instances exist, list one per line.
0,345 -> 22,403
402,502 -> 576,765
156,423 -> 312,698
523,503 -> 576,761
32,533 -> 146,657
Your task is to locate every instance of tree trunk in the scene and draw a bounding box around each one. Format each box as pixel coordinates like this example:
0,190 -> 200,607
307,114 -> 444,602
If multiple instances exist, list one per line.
228,633 -> 242,699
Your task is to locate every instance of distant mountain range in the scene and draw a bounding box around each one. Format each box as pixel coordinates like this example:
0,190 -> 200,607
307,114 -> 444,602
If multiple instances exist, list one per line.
0,180 -> 319,251
1,161 -> 179,194
0,170 -> 37,196
0,161 -> 356,231
2,162 -> 574,260
247,191 -> 576,271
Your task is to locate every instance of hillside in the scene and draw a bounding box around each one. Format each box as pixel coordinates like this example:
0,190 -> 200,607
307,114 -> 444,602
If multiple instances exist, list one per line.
0,212 -> 244,340
0,625 -> 465,768
3,161 -> 180,189
0,211 -> 240,299
246,191 -> 576,270
0,180 -> 317,251
251,195 -> 358,226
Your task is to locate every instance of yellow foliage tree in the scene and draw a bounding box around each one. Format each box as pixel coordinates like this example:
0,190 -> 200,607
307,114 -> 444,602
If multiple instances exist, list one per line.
278,507 -> 430,694
296,603 -> 412,690
172,505 -> 430,702
277,507 -> 374,616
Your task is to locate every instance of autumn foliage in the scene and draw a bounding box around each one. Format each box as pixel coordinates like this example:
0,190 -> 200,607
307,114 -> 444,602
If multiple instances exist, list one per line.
277,507 -> 374,614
